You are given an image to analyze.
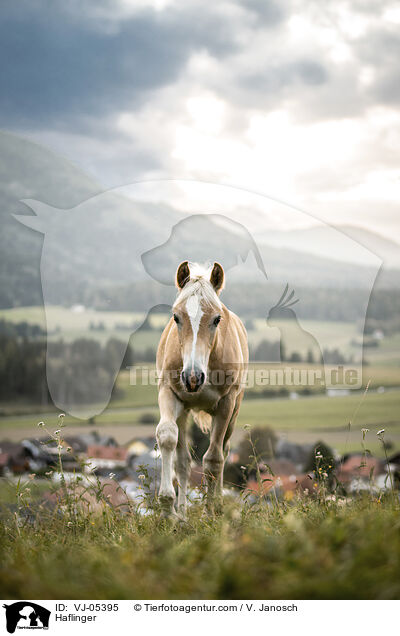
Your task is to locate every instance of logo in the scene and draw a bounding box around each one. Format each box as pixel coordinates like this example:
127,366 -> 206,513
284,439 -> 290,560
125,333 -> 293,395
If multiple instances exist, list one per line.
3,602 -> 50,634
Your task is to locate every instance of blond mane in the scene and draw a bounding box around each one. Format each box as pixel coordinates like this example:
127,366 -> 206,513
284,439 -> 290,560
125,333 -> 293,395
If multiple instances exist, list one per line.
173,262 -> 222,310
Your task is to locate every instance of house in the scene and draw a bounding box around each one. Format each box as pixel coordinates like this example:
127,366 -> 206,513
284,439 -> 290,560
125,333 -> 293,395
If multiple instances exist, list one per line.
274,438 -> 313,468
126,437 -> 154,457
78,431 -> 118,448
86,445 -> 128,473
0,451 -> 10,476
43,478 -> 134,513
246,472 -> 315,498
336,454 -> 384,484
258,458 -> 298,476
0,441 -> 30,474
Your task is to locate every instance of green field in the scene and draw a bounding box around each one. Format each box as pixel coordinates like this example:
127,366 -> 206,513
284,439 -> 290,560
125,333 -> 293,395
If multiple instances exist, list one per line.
0,485 -> 399,600
2,305 -> 400,364
1,383 -> 399,456
1,304 -> 400,456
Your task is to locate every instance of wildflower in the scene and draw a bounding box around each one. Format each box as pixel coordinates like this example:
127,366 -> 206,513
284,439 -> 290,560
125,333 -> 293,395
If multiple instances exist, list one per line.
58,413 -> 65,419
322,472 -> 328,478
45,471 -> 52,476
138,474 -> 145,481
361,428 -> 369,434
240,465 -> 246,471
377,429 -> 385,436
67,521 -> 72,527
54,429 -> 61,435
38,421 -> 44,427
315,452 -> 323,459
109,472 -> 116,479
28,474 -> 35,480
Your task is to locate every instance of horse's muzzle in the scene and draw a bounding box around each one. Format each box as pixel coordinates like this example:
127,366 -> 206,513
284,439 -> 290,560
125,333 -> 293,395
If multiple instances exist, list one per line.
181,368 -> 205,392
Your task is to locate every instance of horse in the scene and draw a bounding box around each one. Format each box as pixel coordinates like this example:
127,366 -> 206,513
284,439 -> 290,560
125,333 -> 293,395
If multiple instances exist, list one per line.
156,260 -> 248,517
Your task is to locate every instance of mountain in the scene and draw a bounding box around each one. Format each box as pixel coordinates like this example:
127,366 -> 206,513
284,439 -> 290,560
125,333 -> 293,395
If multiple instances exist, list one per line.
1,131 -> 399,312
257,224 -> 400,269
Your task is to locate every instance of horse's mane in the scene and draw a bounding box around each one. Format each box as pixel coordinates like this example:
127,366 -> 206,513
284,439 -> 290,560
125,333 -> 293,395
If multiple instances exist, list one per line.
173,262 -> 222,309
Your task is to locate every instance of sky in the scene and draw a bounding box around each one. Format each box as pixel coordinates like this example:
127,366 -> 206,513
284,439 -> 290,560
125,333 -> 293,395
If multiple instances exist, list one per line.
1,0 -> 400,241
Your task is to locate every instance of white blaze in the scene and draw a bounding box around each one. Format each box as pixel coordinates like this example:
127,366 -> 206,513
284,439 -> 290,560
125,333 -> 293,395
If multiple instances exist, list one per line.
186,294 -> 203,370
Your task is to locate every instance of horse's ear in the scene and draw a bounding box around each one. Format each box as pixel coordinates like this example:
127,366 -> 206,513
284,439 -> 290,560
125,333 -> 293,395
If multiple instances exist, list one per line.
210,262 -> 224,294
176,261 -> 190,290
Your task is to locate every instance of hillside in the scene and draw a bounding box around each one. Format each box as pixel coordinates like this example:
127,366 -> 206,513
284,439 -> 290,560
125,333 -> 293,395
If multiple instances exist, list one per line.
1,132 -> 399,313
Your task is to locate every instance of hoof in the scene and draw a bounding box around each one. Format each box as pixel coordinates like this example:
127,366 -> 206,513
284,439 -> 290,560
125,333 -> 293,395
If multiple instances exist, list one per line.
159,494 -> 177,520
160,509 -> 185,525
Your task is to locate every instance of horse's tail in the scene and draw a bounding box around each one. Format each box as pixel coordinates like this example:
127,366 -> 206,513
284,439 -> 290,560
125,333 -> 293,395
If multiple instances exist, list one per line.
192,410 -> 212,434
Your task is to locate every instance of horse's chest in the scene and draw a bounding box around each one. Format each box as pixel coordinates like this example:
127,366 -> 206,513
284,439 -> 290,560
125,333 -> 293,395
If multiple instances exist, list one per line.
176,384 -> 221,412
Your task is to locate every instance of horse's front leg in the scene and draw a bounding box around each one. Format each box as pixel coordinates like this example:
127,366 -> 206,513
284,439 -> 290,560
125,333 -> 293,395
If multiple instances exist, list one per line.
203,391 -> 236,515
175,411 -> 191,518
156,385 -> 183,517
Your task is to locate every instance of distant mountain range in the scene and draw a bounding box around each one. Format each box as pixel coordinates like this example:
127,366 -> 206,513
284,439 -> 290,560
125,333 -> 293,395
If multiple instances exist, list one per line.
257,224 -> 400,269
1,131 -> 399,311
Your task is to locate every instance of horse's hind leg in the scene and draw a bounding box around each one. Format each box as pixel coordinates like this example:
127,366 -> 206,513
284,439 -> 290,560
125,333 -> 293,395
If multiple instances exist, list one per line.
156,386 -> 183,517
223,390 -> 244,462
217,390 -> 244,500
175,410 -> 191,518
203,391 -> 236,514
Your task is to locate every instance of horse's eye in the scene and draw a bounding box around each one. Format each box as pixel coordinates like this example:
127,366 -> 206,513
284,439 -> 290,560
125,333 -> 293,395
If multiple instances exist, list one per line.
173,314 -> 180,324
213,315 -> 221,326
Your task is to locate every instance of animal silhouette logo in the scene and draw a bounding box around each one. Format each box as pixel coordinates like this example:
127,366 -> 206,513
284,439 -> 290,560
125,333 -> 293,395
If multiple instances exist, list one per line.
3,602 -> 50,633
14,202 -> 268,416
267,284 -> 324,366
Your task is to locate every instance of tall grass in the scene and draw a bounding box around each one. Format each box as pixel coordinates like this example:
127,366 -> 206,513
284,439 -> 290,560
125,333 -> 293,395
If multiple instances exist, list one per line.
0,415 -> 399,600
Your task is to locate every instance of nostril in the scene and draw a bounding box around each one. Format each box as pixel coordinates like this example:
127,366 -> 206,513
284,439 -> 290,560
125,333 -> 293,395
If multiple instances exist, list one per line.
198,371 -> 205,385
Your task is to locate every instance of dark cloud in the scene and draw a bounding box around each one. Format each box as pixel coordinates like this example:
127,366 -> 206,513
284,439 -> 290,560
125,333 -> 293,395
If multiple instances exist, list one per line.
241,60 -> 328,93
356,28 -> 400,106
0,1 -> 241,127
239,0 -> 284,25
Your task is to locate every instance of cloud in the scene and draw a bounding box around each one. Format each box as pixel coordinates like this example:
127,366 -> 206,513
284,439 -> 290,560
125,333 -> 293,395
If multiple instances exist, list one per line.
0,0 -> 244,127
1,0 -> 400,242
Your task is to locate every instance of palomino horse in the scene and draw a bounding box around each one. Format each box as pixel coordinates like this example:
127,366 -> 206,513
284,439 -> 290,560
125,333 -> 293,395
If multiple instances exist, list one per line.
156,261 -> 248,517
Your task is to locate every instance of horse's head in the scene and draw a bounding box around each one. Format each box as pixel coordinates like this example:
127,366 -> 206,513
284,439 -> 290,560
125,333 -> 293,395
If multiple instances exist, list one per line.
172,261 -> 224,393
267,284 -> 299,327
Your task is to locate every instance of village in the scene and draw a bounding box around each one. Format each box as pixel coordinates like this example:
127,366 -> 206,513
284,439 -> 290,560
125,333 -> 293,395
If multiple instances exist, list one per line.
1,424 -> 398,513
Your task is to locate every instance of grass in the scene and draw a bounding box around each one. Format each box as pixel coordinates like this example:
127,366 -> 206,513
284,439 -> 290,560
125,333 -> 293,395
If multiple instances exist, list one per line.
0,393 -> 399,601
0,486 -> 399,600
3,304 -> 400,365
1,385 -> 399,455
1,310 -> 400,599
238,390 -> 400,430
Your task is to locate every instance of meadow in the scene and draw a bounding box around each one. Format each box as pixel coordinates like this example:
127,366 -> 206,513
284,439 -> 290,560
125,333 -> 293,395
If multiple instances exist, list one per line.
0,477 -> 399,600
1,366 -> 399,455
2,305 -> 398,365
1,306 -> 400,600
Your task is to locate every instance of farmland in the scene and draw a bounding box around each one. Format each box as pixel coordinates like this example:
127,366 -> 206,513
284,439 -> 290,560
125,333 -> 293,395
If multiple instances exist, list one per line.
1,372 -> 399,456
2,305 -> 399,366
